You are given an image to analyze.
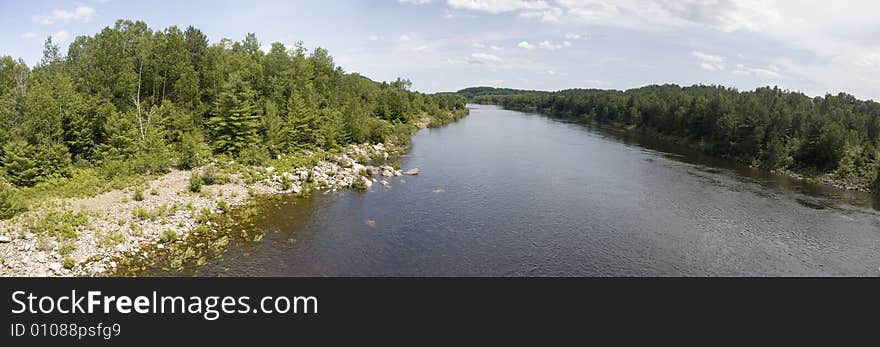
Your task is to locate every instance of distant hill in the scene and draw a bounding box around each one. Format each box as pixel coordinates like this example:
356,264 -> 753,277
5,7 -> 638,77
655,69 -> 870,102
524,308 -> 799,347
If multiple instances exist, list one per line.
455,87 -> 544,99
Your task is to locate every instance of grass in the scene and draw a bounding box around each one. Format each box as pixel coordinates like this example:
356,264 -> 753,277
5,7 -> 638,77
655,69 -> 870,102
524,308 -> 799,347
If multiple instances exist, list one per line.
160,229 -> 179,243
23,207 -> 90,241
99,231 -> 126,247
16,166 -> 155,213
62,256 -> 76,270
132,204 -> 175,222
58,242 -> 77,255
196,207 -> 213,224
133,188 -> 145,201
216,200 -> 230,213
188,172 -> 203,193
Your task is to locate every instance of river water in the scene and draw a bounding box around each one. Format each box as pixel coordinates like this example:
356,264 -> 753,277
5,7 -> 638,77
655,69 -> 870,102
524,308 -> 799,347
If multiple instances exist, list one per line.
150,104 -> 880,276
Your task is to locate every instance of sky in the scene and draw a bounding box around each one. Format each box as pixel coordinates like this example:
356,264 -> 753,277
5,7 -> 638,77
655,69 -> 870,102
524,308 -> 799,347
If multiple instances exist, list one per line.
3,1 -> 880,100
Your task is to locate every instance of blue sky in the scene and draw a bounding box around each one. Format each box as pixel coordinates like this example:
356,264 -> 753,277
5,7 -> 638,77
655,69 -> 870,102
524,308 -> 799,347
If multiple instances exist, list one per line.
3,1 -> 880,100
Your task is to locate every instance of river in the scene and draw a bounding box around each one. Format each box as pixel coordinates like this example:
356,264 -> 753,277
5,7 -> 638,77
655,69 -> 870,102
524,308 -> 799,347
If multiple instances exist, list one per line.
145,104 -> 880,276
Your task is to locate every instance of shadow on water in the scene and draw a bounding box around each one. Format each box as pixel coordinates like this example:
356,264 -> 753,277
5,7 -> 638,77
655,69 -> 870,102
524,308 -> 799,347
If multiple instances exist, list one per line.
540,113 -> 880,212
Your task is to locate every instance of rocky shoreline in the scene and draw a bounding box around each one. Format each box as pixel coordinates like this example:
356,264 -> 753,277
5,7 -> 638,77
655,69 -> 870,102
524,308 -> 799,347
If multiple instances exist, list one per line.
0,142 -> 416,277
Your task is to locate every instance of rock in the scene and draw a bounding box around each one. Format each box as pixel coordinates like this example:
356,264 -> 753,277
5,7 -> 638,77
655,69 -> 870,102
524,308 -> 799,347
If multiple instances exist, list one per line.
380,180 -> 391,189
404,168 -> 420,175
0,235 -> 11,243
48,262 -> 61,273
361,177 -> 373,189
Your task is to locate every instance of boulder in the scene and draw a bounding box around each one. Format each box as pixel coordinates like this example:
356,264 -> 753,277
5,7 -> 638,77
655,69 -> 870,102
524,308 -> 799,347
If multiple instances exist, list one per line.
0,235 -> 11,243
361,176 -> 373,189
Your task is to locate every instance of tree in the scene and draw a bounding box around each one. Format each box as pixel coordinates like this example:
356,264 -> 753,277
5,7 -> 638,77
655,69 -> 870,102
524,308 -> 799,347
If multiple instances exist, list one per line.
208,73 -> 261,154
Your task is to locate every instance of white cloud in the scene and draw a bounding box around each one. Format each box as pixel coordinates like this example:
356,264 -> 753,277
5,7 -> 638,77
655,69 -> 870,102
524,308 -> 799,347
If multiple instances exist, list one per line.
465,52 -> 503,64
473,42 -> 504,50
368,35 -> 384,41
699,62 -> 724,71
856,53 -> 880,69
21,32 -> 38,40
399,0 -> 433,4
538,40 -> 571,50
732,64 -> 782,79
51,30 -> 70,43
400,34 -> 412,41
518,7 -> 562,22
446,0 -> 551,13
692,51 -> 725,71
33,6 -> 95,25
564,33 -> 587,40
447,0 -> 552,13
691,51 -> 723,63
517,41 -> 536,50
518,40 -> 570,50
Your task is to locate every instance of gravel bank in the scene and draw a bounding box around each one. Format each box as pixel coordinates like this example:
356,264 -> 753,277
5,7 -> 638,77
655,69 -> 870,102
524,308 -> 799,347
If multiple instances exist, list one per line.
0,143 -> 408,277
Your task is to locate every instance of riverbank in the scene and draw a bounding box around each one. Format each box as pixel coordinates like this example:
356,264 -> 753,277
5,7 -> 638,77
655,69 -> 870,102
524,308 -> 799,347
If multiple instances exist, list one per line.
0,142 -> 419,277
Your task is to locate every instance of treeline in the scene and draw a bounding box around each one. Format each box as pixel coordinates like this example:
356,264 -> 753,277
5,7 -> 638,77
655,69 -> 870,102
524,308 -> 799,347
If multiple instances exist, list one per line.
0,20 -> 467,191
461,85 -> 880,189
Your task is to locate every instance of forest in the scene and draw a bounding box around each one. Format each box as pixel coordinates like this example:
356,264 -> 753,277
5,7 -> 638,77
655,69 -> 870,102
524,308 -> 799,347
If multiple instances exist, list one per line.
0,20 -> 466,218
460,85 -> 880,191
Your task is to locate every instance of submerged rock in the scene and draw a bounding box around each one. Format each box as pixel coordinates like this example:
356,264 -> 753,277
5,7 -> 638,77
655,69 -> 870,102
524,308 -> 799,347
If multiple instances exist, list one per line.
404,168 -> 420,175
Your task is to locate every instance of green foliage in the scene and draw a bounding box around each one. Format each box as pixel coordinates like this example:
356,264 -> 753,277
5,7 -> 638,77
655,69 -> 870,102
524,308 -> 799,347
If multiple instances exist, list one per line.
133,188 -> 145,201
465,86 -> 880,182
25,208 -> 90,240
188,172 -> 202,193
62,256 -> 76,270
176,131 -> 210,169
0,21 -> 466,197
209,73 -> 261,154
0,182 -> 25,219
160,229 -> 179,243
200,165 -> 226,185
3,140 -> 72,186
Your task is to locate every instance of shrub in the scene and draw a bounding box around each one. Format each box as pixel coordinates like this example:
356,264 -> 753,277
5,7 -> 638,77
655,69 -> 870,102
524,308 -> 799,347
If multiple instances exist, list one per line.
133,188 -> 145,201
3,140 -> 72,187
160,229 -> 179,243
200,165 -> 225,186
26,209 -> 89,240
189,172 -> 202,193
62,256 -> 76,270
176,132 -> 210,170
216,200 -> 229,213
0,183 -> 25,220
238,144 -> 269,166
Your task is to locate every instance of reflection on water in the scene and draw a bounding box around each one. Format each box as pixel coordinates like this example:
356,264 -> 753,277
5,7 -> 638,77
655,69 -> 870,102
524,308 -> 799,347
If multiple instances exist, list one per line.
144,105 -> 880,277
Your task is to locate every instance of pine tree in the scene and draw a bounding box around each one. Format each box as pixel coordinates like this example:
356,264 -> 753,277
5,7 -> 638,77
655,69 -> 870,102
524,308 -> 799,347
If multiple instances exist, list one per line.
208,73 -> 261,154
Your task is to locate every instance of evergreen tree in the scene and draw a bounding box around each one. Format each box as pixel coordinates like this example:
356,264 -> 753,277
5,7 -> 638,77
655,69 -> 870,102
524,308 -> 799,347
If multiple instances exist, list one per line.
208,73 -> 261,154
